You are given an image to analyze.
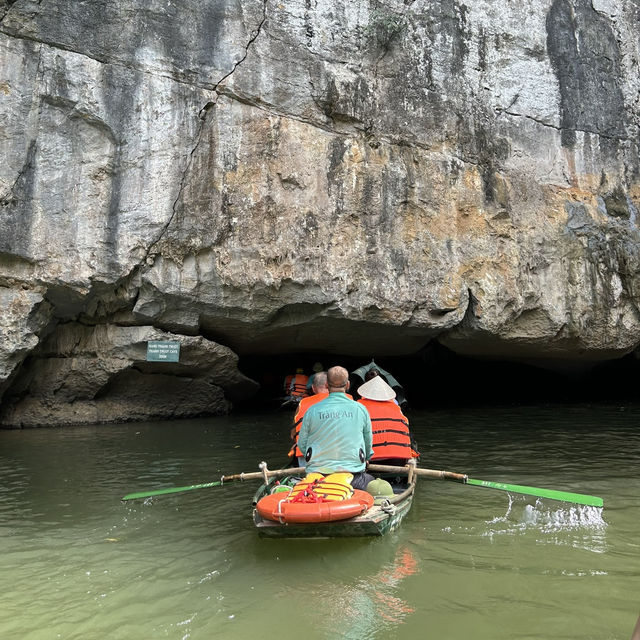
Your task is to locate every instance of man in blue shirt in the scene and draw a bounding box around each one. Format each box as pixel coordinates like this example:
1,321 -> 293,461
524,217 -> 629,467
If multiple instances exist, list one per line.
298,365 -> 374,490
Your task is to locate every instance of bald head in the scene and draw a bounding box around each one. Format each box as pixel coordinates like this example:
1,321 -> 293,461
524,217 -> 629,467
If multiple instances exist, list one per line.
327,366 -> 349,392
311,371 -> 328,393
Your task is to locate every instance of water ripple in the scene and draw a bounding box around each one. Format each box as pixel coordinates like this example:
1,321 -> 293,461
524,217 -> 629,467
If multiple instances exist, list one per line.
2,410 -> 639,640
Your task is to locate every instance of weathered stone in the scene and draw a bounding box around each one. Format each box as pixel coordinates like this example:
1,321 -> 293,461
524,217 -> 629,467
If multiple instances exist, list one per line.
1,0 -> 640,424
0,324 -> 258,427
0,286 -> 51,396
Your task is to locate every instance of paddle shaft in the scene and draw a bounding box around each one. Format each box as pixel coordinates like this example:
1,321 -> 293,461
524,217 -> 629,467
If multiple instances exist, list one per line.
367,463 -> 466,482
122,467 -> 301,501
367,463 -> 603,507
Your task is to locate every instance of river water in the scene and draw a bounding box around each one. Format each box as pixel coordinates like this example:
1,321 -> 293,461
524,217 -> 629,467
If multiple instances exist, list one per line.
1,403 -> 639,640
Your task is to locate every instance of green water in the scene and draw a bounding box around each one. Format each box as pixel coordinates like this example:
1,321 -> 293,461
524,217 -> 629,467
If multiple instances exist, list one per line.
1,405 -> 639,640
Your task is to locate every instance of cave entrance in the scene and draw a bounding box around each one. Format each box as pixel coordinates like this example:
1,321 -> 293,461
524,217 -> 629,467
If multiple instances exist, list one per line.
236,342 -> 640,411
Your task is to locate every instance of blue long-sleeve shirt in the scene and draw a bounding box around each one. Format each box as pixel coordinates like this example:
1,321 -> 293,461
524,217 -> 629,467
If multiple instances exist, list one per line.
298,392 -> 373,474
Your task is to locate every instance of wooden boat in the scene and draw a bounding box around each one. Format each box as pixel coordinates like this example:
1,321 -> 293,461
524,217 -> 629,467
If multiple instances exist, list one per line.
252,465 -> 417,538
276,395 -> 302,412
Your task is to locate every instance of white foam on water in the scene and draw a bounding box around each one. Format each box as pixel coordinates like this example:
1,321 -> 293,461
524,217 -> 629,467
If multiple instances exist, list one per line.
479,494 -> 608,552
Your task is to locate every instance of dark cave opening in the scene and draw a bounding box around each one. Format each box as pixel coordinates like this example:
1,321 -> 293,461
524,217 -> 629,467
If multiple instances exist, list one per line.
237,342 -> 640,411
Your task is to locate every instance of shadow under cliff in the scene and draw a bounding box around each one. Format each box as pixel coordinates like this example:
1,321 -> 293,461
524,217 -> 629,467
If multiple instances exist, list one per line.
237,342 -> 640,411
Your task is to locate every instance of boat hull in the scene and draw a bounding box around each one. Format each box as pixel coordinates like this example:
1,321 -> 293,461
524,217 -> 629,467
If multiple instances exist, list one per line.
252,474 -> 415,538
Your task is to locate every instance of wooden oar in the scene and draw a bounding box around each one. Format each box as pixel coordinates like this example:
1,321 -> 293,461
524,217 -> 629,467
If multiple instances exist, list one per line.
367,463 -> 604,507
121,464 -> 299,501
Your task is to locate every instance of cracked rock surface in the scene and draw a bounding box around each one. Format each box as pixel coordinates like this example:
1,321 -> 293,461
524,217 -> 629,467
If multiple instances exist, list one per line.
1,0 -> 640,426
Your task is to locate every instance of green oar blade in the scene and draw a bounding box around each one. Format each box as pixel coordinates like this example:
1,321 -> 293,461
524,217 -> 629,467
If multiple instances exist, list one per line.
466,478 -> 603,507
122,481 -> 222,501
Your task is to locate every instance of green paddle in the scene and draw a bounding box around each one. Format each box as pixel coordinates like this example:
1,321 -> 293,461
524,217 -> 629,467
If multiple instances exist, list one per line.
123,462 -> 604,508
122,480 -> 223,501
121,465 -> 299,501
366,463 -> 604,507
464,478 -> 603,507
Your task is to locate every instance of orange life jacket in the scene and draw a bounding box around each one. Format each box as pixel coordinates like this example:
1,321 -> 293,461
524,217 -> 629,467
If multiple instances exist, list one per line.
289,374 -> 309,398
358,398 -> 419,462
288,392 -> 329,458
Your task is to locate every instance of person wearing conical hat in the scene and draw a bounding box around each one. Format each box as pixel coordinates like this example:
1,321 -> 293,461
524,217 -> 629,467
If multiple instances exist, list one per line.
357,376 -> 419,466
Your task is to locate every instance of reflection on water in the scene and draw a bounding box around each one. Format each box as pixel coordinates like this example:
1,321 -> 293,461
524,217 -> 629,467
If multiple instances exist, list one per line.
1,405 -> 640,639
321,546 -> 418,639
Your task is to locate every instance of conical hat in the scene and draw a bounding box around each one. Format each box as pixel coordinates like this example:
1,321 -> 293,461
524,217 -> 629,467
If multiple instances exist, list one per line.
357,376 -> 396,401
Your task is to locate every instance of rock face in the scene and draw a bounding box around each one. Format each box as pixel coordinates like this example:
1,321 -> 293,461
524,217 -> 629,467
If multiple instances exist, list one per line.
1,0 -> 640,425
0,324 -> 256,427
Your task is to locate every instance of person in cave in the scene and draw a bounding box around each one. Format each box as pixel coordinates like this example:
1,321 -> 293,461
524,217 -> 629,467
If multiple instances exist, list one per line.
283,367 -> 309,399
365,368 -> 380,381
297,365 -> 374,490
288,371 -> 329,468
351,361 -> 407,407
305,361 -> 324,394
289,370 -> 355,467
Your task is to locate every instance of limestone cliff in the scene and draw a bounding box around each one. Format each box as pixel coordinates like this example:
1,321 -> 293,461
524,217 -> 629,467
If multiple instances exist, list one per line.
1,0 -> 639,426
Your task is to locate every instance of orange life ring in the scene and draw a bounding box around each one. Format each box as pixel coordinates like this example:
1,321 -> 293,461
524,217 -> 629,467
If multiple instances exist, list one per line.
256,489 -> 374,524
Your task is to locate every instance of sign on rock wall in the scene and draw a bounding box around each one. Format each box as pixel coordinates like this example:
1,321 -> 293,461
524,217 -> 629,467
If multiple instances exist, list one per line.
146,341 -> 180,362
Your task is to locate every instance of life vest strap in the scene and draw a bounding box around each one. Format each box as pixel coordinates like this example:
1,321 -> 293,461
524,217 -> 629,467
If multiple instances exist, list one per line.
374,440 -> 414,448
372,428 -> 413,437
370,417 -> 409,427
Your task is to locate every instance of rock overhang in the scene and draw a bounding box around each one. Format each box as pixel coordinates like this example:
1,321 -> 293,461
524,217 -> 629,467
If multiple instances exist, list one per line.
2,0 -> 640,424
